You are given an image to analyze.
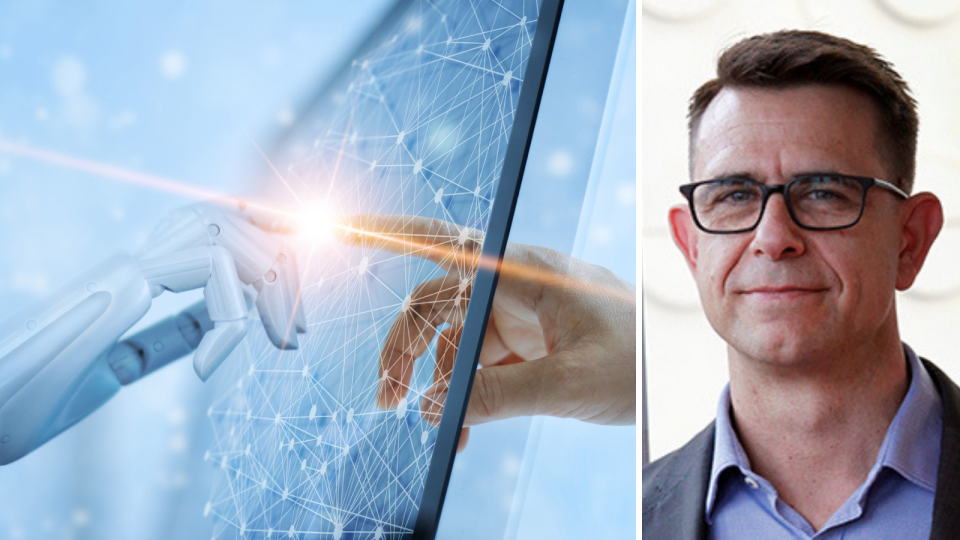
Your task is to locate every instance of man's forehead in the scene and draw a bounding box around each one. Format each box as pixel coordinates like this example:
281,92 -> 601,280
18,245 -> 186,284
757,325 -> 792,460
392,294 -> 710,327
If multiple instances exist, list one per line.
693,85 -> 885,179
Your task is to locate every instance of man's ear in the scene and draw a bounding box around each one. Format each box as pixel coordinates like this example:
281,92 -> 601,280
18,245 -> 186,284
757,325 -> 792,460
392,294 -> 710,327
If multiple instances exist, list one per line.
669,204 -> 699,273
896,192 -> 944,290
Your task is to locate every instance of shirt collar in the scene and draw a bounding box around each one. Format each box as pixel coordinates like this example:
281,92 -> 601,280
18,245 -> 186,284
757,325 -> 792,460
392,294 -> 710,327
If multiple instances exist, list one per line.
705,343 -> 942,523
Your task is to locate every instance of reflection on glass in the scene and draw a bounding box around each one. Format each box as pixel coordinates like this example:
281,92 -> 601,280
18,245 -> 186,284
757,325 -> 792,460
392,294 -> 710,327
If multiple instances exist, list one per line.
205,0 -> 540,536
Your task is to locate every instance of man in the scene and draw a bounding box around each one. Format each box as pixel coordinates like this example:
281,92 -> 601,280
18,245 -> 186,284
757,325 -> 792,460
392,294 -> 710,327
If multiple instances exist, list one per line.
642,30 -> 960,539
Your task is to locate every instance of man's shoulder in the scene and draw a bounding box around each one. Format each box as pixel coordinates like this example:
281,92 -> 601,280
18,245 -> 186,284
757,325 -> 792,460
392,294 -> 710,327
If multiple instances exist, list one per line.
642,421 -> 715,514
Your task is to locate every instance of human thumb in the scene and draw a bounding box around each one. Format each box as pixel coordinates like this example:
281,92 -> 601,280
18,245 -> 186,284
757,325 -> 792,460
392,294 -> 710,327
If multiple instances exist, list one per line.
462,356 -> 559,427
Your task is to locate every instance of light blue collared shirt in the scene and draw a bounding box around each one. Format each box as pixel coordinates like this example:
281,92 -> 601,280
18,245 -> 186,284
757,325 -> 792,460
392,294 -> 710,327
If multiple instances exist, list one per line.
707,344 -> 942,539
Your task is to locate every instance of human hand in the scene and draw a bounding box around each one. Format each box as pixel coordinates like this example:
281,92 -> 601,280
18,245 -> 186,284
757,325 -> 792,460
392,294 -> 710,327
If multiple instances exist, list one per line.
336,214 -> 636,451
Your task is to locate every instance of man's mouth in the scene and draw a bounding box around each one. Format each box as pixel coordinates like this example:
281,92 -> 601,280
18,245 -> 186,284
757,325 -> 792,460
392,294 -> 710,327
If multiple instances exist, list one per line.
740,286 -> 827,299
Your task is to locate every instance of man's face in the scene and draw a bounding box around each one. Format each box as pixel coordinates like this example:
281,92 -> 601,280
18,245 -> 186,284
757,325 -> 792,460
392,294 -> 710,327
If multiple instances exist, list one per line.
671,85 -> 909,367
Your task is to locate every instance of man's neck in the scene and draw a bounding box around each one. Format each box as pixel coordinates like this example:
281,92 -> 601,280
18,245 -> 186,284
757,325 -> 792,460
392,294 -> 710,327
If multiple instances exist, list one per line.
727,336 -> 910,532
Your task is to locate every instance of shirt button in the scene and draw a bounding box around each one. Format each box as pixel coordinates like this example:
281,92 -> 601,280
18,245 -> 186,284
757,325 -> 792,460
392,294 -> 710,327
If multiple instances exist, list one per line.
744,477 -> 760,489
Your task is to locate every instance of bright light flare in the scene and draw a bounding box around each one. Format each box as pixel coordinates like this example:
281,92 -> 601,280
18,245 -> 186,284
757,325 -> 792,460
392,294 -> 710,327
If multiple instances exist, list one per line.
297,205 -> 336,242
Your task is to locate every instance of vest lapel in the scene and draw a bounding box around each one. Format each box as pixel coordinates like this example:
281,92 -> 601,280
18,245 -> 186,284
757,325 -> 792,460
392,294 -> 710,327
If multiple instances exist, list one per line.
642,422 -> 714,540
921,359 -> 960,540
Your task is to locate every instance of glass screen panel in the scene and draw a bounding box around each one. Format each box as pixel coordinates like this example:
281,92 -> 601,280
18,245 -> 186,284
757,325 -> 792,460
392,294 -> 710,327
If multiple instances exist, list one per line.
204,1 -> 541,537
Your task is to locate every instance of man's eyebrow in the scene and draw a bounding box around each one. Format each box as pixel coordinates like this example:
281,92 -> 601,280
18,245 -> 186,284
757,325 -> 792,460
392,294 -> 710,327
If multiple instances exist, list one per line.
701,170 -> 845,182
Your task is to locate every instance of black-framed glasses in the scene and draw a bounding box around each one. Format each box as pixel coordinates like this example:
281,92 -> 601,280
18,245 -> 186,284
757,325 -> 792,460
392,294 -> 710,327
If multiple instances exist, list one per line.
679,174 -> 909,234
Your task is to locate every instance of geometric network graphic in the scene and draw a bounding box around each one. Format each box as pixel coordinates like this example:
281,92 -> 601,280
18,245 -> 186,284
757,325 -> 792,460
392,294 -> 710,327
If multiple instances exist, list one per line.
205,1 -> 540,537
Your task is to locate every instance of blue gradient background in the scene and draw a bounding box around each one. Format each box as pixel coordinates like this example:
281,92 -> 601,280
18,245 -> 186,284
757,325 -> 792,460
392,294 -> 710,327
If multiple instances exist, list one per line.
0,1 -> 635,538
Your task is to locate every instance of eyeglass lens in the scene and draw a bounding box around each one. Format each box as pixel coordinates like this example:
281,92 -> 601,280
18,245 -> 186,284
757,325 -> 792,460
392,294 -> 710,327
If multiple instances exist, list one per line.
691,175 -> 864,232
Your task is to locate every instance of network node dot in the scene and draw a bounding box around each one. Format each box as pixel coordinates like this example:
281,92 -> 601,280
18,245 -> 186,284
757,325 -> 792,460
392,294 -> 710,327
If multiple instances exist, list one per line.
434,188 -> 444,204
458,227 -> 470,245
347,408 -> 355,424
521,15 -> 527,24
502,70 -> 512,86
282,487 -> 289,500
401,294 -> 413,312
301,459 -> 307,471
413,159 -> 423,175
275,413 -> 281,424
302,365 -> 309,377
396,397 -> 408,419
359,256 -> 369,275
288,525 -> 296,539
334,523 -> 344,540
203,502 -> 211,517
320,462 -> 328,475
309,404 -> 317,420
421,431 -> 429,445
396,131 -> 405,145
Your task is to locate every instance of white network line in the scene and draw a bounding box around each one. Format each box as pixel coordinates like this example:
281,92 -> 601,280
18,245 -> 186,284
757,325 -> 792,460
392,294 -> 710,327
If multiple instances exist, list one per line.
205,1 -> 539,538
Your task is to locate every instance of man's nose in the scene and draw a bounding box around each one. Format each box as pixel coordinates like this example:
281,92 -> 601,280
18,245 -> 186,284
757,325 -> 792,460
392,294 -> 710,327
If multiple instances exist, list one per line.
749,194 -> 806,259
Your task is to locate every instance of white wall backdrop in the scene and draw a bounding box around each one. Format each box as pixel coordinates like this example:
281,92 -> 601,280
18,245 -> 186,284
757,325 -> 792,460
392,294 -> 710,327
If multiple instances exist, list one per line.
643,0 -> 960,460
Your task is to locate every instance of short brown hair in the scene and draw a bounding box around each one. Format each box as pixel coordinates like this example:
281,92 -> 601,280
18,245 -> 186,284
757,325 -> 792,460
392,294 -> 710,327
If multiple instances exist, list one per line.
688,30 -> 918,193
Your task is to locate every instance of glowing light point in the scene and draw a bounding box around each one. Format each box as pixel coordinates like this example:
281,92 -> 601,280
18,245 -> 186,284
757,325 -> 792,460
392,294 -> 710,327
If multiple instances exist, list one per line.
288,525 -> 296,539
396,131 -> 405,145
334,523 -> 344,540
482,38 -> 491,51
281,487 -> 289,500
320,461 -> 328,475
261,478 -> 267,490
421,431 -> 429,445
309,404 -> 317,420
502,70 -> 513,86
521,15 -> 527,24
288,440 -> 294,452
267,528 -> 273,538
316,434 -> 322,447
416,45 -> 424,55
347,408 -> 354,424
203,501 -> 211,517
299,205 -> 333,242
370,159 -> 377,170
358,256 -> 369,275
458,227 -> 470,245
413,159 -> 423,175
342,445 -> 350,457
459,278 -> 469,293
446,36 -> 453,46
474,185 -> 482,197
396,397 -> 408,419
435,188 -> 444,204
248,365 -> 254,376
302,364 -> 309,377
240,523 -> 246,535
300,459 -> 306,471
275,413 -> 281,424
401,295 -> 412,312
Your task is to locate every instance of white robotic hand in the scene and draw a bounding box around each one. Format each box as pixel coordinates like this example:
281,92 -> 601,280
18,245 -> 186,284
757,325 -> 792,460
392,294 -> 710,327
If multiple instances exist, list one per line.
0,199 -> 306,464
137,200 -> 306,379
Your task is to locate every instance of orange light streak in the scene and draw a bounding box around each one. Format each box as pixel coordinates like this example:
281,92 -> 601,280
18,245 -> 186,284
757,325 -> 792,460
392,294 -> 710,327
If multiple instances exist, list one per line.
0,137 -> 296,220
334,222 -> 636,304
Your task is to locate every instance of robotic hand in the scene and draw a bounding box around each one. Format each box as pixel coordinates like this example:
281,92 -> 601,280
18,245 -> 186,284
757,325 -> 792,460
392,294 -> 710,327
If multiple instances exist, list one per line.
0,200 -> 306,465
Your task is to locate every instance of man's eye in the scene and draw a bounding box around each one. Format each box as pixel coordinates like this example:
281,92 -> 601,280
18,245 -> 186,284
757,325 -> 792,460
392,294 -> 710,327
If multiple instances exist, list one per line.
717,189 -> 756,203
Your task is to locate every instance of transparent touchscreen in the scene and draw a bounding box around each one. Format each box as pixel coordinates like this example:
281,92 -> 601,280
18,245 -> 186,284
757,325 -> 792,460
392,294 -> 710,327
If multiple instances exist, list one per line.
204,1 -> 542,537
